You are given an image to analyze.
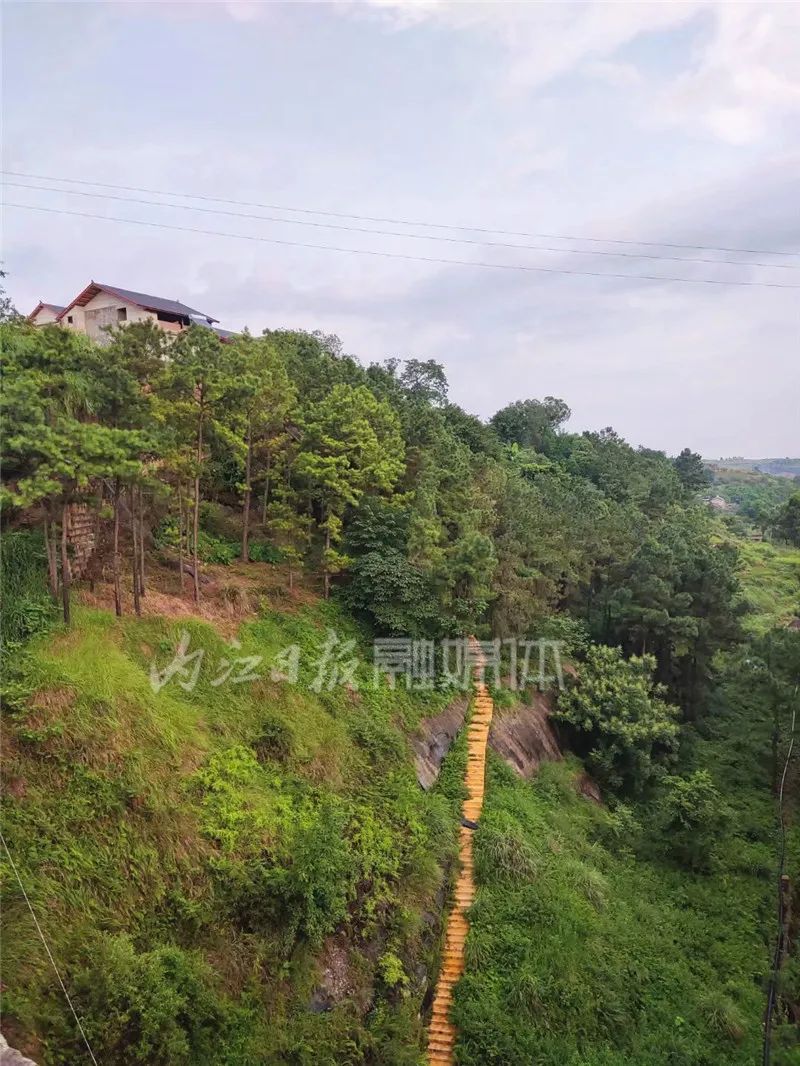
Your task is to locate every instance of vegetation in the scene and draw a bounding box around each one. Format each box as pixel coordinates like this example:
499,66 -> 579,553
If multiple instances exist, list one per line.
1,308 -> 797,1064
1,599 -> 462,1063
453,629 -> 800,1066
710,467 -> 799,533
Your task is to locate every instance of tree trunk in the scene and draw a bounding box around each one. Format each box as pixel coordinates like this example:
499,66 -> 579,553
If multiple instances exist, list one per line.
112,477 -> 122,617
289,567 -> 294,592
59,502 -> 71,625
44,516 -> 58,599
193,406 -> 203,605
242,417 -> 252,562
324,520 -> 331,600
138,485 -> 146,597
178,483 -> 185,592
262,449 -> 272,529
130,486 -> 141,617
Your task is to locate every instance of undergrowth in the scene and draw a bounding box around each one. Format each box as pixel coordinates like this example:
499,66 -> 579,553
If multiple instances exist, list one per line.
452,643 -> 799,1066
1,597 -> 461,1064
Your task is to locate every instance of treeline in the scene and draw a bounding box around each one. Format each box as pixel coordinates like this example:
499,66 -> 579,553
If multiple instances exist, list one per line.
2,315 -> 741,714
712,468 -> 800,534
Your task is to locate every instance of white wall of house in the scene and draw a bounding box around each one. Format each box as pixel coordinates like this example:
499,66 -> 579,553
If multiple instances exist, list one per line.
77,292 -> 155,341
30,306 -> 62,326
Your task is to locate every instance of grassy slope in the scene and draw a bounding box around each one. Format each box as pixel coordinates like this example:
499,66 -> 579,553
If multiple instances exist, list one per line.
453,536 -> 800,1066
736,539 -> 800,635
2,593 -> 466,1065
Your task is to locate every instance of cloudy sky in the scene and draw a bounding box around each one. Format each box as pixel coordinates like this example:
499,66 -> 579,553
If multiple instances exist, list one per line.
3,1 -> 799,457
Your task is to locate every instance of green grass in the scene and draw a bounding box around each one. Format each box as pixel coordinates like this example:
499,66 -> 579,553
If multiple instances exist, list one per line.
1,599 -> 461,1064
451,642 -> 798,1066
736,540 -> 800,634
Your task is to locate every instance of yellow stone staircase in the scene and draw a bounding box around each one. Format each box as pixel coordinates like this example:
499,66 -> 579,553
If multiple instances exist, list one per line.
426,670 -> 494,1065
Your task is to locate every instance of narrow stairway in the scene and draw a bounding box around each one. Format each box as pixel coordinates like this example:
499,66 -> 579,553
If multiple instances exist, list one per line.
426,671 -> 494,1065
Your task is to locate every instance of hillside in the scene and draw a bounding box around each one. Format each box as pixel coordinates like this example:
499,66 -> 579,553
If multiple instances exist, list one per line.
3,573 -> 466,1064
2,315 -> 799,1064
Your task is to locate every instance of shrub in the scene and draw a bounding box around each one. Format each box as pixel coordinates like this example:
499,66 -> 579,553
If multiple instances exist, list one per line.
658,769 -> 731,871
47,935 -> 251,1065
252,714 -> 293,762
247,540 -> 283,564
154,519 -> 237,565
554,644 -> 679,797
1,529 -> 56,649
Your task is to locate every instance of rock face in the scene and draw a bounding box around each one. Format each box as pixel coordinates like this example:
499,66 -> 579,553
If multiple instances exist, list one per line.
489,691 -> 562,778
0,1035 -> 38,1066
308,932 -> 368,1014
411,696 -> 469,789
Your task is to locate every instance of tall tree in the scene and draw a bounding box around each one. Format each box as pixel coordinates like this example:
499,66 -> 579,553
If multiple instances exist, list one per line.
166,327 -> 238,603
295,383 -> 404,597
1,321 -> 144,623
674,447 -> 712,495
228,336 -> 295,562
490,397 -> 571,451
773,492 -> 800,546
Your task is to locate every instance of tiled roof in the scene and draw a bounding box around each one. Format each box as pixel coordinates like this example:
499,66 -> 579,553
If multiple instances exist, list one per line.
56,281 -> 218,324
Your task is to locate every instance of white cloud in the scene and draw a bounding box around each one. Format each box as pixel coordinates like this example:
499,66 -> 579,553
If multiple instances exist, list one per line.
659,5 -> 800,144
351,1 -> 800,144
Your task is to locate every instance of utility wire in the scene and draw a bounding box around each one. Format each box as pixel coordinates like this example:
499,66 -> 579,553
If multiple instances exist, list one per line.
0,829 -> 99,1064
5,181 -> 798,272
763,686 -> 798,1066
4,168 -> 798,260
5,201 -> 800,291
4,180 -> 798,272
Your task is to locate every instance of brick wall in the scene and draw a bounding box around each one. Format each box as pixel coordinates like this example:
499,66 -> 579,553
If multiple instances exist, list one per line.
66,503 -> 97,578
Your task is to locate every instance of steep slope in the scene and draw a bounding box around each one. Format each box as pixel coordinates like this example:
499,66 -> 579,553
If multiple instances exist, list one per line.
427,682 -> 494,1064
1,587 -> 465,1065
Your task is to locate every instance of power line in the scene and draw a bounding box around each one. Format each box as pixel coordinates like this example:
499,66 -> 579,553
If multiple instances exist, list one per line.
6,200 -> 800,290
763,685 -> 798,1066
0,829 -> 99,1064
4,168 -> 798,260
5,180 -> 798,273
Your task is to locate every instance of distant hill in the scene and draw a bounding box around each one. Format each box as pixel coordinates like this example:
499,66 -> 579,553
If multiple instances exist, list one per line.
706,457 -> 800,478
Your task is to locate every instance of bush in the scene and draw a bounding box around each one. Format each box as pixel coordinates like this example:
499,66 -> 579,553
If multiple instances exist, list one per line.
554,644 -> 679,797
47,935 -> 251,1065
658,770 -> 731,871
1,529 -> 57,648
247,540 -> 283,564
154,519 -> 237,565
252,714 -> 293,762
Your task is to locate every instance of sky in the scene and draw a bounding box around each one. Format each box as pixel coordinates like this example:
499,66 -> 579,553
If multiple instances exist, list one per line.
2,0 -> 799,458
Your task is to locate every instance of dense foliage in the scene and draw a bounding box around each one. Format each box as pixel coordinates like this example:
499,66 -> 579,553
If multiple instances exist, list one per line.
2,316 -> 742,698
2,311 -> 797,1065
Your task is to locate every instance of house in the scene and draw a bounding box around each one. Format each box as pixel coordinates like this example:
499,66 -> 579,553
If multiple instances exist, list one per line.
27,301 -> 66,326
28,281 -> 234,342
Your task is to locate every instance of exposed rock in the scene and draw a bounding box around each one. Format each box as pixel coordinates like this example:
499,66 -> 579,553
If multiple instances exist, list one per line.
411,696 -> 469,789
576,770 -> 603,805
489,692 -> 561,778
0,1034 -> 38,1066
308,932 -> 368,1014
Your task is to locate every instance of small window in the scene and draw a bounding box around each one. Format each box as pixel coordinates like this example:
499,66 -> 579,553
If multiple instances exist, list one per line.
67,315 -> 73,324
117,307 -> 127,322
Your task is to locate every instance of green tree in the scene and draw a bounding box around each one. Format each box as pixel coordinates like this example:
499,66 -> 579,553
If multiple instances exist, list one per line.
165,327 -> 239,603
1,320 -> 144,623
344,500 -> 441,634
773,491 -> 800,546
674,447 -> 712,494
295,384 -> 405,597
490,397 -> 570,451
93,323 -> 164,615
227,335 -> 295,562
658,770 -> 731,871
554,643 -> 679,796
